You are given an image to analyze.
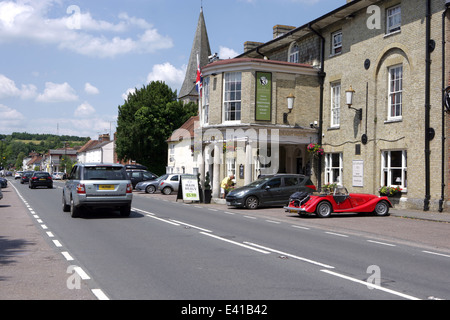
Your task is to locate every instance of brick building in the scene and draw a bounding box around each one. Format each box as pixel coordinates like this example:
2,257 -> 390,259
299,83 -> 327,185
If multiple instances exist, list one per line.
193,0 -> 450,211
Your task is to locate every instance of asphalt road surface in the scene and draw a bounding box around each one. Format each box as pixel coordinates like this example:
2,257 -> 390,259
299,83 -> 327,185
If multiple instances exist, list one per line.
7,178 -> 450,301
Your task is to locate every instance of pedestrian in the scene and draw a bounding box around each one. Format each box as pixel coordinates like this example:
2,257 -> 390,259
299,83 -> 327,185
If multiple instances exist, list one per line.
220,174 -> 235,198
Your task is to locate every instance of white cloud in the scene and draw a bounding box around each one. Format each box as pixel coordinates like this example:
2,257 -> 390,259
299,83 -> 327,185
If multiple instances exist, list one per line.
0,103 -> 24,120
85,83 -> 99,95
36,82 -> 78,103
0,74 -> 37,99
146,63 -> 186,90
74,102 -> 96,118
219,46 -> 239,60
122,88 -> 137,101
0,1 -> 173,58
0,74 -> 20,98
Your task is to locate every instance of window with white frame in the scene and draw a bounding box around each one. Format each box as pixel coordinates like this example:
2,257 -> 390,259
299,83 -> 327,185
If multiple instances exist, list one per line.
289,43 -> 299,63
388,65 -> 403,120
202,76 -> 210,124
381,150 -> 407,189
331,82 -> 341,127
226,158 -> 236,177
325,153 -> 343,186
331,30 -> 342,55
387,5 -> 401,34
223,72 -> 242,122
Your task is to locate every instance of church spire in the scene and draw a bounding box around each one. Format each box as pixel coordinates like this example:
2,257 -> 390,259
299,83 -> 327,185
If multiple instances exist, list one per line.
178,6 -> 212,103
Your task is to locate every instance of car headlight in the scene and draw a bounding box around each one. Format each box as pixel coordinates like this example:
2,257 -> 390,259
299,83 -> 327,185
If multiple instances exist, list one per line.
234,190 -> 248,197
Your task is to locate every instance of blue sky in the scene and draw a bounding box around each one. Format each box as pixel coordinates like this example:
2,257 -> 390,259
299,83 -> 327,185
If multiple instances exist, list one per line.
0,0 -> 344,139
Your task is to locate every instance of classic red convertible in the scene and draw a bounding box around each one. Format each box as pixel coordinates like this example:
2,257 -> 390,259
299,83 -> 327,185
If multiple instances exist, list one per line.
284,186 -> 392,218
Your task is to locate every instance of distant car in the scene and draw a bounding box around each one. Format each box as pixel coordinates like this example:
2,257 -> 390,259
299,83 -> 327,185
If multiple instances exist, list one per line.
52,172 -> 64,180
20,171 -> 33,184
226,174 -> 316,209
62,163 -> 133,218
158,174 -> 180,195
15,171 -> 23,179
135,174 -> 168,194
0,177 -> 7,188
284,185 -> 392,218
29,171 -> 53,189
126,170 -> 158,189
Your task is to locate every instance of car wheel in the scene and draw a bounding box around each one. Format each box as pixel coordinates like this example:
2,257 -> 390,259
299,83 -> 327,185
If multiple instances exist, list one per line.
316,201 -> 332,218
162,186 -> 172,195
70,198 -> 81,218
245,196 -> 259,209
374,201 -> 390,216
62,194 -> 70,212
145,185 -> 156,194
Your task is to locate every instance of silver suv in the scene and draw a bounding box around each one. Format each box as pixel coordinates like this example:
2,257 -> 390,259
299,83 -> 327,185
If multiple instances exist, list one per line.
62,163 -> 133,217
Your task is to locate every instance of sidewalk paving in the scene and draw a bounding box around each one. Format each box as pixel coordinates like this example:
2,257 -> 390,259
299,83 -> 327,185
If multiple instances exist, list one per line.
1,182 -> 449,300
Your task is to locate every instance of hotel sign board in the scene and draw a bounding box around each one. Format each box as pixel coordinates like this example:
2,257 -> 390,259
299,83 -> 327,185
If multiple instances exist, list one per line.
255,72 -> 272,121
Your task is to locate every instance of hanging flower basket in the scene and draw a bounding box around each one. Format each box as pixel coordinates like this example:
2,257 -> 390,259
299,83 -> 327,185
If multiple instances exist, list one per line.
307,143 -> 324,157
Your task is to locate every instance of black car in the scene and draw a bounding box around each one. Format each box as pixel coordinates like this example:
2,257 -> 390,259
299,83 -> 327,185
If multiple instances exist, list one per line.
0,177 -> 7,188
126,170 -> 158,188
226,174 -> 316,209
29,171 -> 53,189
20,171 -> 33,184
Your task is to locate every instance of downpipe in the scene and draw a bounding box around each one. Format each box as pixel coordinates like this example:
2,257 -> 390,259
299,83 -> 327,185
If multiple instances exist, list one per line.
424,0 -> 432,211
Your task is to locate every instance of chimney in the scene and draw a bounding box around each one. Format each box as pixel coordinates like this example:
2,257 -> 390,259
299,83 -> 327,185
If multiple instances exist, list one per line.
244,41 -> 264,53
99,134 -> 110,142
273,25 -> 296,39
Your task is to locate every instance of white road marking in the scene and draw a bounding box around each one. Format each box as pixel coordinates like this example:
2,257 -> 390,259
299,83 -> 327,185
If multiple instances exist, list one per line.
422,251 -> 450,258
321,269 -> 421,300
325,231 -> 348,238
170,219 -> 212,233
91,289 -> 109,300
367,240 -> 396,247
74,266 -> 90,280
200,232 -> 271,254
244,242 -> 335,269
61,252 -> 74,261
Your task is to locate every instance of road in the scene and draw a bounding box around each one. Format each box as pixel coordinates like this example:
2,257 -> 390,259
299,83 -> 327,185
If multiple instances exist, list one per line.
8,178 -> 450,302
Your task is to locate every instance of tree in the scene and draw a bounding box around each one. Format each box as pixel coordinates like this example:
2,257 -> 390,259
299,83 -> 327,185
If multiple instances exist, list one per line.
116,81 -> 197,175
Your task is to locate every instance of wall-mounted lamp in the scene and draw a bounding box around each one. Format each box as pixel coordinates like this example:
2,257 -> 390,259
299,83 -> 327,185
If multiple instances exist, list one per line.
284,93 -> 295,124
345,86 -> 362,121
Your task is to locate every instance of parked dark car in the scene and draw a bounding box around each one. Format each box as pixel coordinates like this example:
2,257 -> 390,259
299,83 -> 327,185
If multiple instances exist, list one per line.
135,174 -> 168,194
20,171 -> 33,184
0,177 -> 7,188
226,174 -> 316,209
29,171 -> 53,189
126,170 -> 158,188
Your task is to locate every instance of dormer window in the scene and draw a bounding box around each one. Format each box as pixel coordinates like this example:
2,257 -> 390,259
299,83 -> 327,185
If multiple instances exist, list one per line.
289,43 -> 299,63
331,30 -> 342,55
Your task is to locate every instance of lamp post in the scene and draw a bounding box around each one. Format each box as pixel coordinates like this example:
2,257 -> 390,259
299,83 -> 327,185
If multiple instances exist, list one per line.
346,86 -> 362,120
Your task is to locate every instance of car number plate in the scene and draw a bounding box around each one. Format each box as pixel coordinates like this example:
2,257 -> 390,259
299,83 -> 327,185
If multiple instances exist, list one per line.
39,178 -> 46,181
98,184 -> 115,190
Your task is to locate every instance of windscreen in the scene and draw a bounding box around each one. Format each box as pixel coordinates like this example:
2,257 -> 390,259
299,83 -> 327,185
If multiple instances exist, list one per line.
84,166 -> 127,180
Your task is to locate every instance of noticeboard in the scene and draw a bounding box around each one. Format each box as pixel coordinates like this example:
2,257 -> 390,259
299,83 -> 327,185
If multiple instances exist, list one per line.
255,72 -> 272,121
179,174 -> 200,201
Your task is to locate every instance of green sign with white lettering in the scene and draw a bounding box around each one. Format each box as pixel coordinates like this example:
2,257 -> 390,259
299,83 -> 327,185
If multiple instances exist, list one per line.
255,72 -> 272,121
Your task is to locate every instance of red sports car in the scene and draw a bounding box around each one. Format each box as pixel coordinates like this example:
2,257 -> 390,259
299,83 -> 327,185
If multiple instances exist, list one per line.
284,186 -> 392,218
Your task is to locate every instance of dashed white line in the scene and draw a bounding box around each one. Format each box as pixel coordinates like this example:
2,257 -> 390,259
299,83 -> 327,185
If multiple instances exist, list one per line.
74,266 -> 91,280
41,224 -> 48,230
170,219 -> 212,233
200,232 -> 271,254
422,250 -> 450,258
265,220 -> 280,224
244,242 -> 335,269
52,240 -> 63,247
291,225 -> 310,230
46,231 -> 54,238
325,231 -> 349,238
91,289 -> 109,300
243,216 -> 256,219
367,240 -> 396,247
61,251 -> 74,261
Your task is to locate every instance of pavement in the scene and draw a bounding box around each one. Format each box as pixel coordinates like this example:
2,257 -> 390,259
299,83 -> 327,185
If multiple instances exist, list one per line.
1,179 -> 449,300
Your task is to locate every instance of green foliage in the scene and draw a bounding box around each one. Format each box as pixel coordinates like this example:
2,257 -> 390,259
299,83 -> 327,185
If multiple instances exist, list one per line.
116,81 -> 197,175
